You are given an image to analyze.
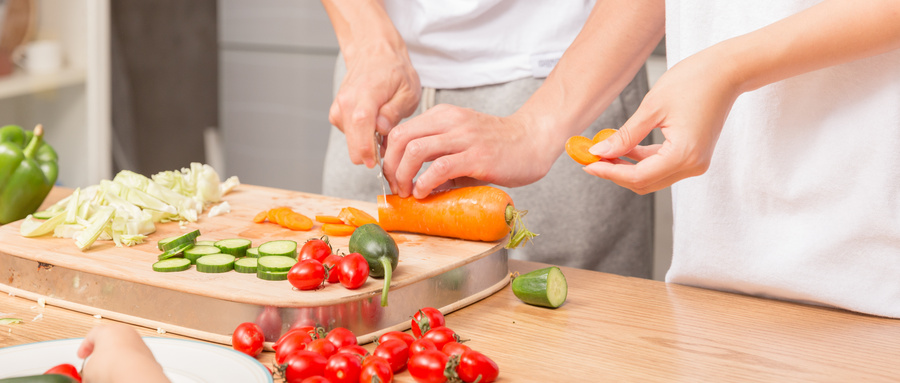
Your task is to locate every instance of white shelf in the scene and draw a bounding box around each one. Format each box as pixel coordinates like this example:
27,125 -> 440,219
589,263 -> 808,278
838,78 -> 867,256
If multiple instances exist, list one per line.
0,68 -> 87,100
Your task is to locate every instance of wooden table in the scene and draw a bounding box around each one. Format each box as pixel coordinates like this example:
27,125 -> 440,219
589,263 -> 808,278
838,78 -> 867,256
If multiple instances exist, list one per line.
2,189 -> 900,382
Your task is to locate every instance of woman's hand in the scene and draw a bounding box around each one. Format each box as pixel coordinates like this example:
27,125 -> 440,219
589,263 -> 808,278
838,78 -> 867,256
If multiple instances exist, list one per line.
584,47 -> 742,194
383,104 -> 560,199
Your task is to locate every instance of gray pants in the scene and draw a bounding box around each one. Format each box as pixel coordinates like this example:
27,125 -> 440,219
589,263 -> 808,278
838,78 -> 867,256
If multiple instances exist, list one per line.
323,57 -> 653,278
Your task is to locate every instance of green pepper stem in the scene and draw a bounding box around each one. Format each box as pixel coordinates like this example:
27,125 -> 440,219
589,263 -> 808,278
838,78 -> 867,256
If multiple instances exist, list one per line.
22,124 -> 44,160
379,256 -> 392,307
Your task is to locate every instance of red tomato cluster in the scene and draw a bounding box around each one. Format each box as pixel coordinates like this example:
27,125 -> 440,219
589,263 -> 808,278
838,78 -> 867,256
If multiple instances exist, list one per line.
234,307 -> 499,383
288,237 -> 370,291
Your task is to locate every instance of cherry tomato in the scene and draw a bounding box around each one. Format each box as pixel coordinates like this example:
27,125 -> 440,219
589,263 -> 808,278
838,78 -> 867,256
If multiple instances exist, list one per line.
44,363 -> 82,382
421,326 -> 459,352
338,344 -> 369,357
275,327 -> 314,352
299,237 -> 332,262
457,350 -> 499,383
322,253 -> 344,283
372,338 -> 409,373
325,327 -> 358,349
441,341 -> 471,358
232,322 -> 265,357
337,253 -> 370,289
379,331 -> 416,347
411,308 -> 445,338
307,338 -> 337,359
282,350 -> 327,383
408,349 -> 449,383
275,331 -> 313,364
360,356 -> 394,383
325,352 -> 363,383
288,259 -> 326,290
300,377 -> 330,383
409,338 -> 438,356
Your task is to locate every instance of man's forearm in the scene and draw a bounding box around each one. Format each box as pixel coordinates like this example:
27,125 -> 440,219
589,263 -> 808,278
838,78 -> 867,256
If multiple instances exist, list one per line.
514,0 -> 665,148
320,0 -> 406,61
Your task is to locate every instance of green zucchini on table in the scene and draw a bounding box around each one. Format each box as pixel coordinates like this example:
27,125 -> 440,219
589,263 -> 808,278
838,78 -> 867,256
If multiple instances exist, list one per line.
511,266 -> 568,308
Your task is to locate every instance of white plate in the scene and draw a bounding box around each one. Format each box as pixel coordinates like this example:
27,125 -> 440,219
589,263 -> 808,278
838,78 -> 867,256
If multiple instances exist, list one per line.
0,337 -> 273,383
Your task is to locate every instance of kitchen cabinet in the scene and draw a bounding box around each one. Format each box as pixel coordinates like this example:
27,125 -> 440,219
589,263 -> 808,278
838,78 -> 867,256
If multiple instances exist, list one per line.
0,0 -> 111,188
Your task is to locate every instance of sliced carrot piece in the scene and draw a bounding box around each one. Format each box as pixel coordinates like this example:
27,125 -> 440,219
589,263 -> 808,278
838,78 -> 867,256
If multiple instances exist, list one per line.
274,207 -> 296,226
267,207 -> 289,224
322,223 -> 356,237
339,207 -> 378,227
253,210 -> 269,223
283,211 -> 314,231
316,215 -> 344,224
565,135 -> 601,165
592,128 -> 617,143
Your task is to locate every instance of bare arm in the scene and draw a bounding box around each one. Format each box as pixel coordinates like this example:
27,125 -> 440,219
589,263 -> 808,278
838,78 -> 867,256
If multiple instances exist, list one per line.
320,0 -> 420,167
383,0 -> 665,198
587,0 -> 900,193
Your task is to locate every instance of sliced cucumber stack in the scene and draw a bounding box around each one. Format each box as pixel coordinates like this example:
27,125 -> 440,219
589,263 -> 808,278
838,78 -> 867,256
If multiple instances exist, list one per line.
196,254 -> 236,273
511,266 -> 568,308
157,242 -> 194,261
258,240 -> 298,258
257,256 -> 296,273
158,229 -> 201,252
152,258 -> 192,272
257,269 -> 289,281
234,257 -> 258,274
215,238 -> 252,257
184,245 -> 222,264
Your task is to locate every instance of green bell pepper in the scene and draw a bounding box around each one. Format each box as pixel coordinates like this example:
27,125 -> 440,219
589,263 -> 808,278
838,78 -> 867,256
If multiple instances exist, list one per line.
0,124 -> 58,224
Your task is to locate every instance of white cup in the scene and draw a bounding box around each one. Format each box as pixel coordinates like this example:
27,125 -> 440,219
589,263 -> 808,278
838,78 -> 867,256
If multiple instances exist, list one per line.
12,40 -> 64,75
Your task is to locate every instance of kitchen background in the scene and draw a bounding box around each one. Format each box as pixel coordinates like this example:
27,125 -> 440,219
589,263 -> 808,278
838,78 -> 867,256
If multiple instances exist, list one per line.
2,0 -> 672,280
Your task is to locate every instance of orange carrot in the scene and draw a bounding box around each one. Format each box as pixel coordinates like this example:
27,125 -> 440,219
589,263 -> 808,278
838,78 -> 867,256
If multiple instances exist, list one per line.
322,223 -> 356,236
267,207 -> 290,224
253,210 -> 269,223
283,211 -> 314,231
339,207 -> 378,227
316,215 -> 344,224
377,186 -> 536,248
565,128 -> 618,165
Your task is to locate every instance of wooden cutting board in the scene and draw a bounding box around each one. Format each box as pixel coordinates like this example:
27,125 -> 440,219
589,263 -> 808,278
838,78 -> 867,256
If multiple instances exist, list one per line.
0,184 -> 509,344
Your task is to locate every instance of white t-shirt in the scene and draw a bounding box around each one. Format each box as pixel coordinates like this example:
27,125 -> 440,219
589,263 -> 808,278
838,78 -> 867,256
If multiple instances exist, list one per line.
384,0 -> 594,89
666,0 -> 900,318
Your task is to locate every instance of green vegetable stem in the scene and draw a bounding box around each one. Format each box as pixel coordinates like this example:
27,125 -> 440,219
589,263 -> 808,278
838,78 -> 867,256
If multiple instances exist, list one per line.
349,223 -> 399,307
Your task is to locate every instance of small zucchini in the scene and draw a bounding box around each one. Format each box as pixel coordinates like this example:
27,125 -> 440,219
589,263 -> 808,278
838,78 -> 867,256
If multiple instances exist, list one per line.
511,266 -> 568,308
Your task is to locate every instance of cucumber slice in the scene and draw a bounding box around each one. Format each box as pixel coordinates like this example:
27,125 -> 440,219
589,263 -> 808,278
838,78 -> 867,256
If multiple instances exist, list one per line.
157,236 -> 177,251
257,256 -> 297,273
258,240 -> 298,258
257,269 -> 289,281
32,210 -> 55,220
184,245 -> 222,264
152,258 -> 192,272
159,229 -> 200,252
215,238 -> 252,257
234,257 -> 258,273
195,240 -> 216,246
246,246 -> 260,258
157,242 -> 193,261
511,266 -> 568,308
196,253 -> 236,273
